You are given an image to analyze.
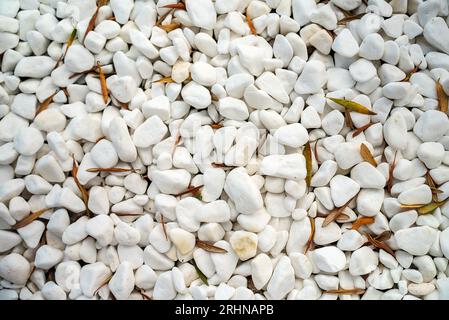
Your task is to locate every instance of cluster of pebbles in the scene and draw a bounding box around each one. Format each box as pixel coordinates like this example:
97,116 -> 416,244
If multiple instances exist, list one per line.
1,0 -> 449,300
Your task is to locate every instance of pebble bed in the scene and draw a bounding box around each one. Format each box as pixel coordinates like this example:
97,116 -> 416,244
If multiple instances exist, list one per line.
1,0 -> 449,300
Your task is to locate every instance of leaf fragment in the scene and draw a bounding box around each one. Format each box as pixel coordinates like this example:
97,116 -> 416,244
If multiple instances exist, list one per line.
401,62 -> 422,82
344,109 -> 354,129
303,142 -> 312,187
12,208 -> 49,230
328,97 -> 377,115
153,76 -> 175,84
360,143 -> 377,167
159,22 -> 182,32
195,240 -> 228,253
436,79 -> 448,113
351,216 -> 375,230
162,3 -> 186,9
323,197 -> 354,227
304,217 -> 315,254
55,27 -> 77,67
417,200 -> 448,215
210,123 -> 223,129
365,232 -> 395,256
175,185 -> 204,197
97,61 -> 109,104
36,92 -> 57,115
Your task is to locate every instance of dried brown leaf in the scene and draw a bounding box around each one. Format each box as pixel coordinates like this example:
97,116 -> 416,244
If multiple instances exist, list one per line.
305,217 -> 315,254
12,208 -> 49,230
366,233 -> 395,256
351,216 -> 375,230
401,62 -> 422,82
437,79 -> 448,113
386,150 -> 398,193
162,3 -> 186,9
375,231 -> 392,242
159,22 -> 182,32
325,288 -> 365,295
175,185 -> 204,197
72,155 -> 90,216
210,123 -> 223,129
323,197 -> 354,227
344,109 -> 354,129
83,6 -> 100,44
352,122 -> 374,137
196,240 -> 228,253
36,92 -> 57,115
303,142 -> 312,187
360,143 -> 377,167
97,61 -> 109,104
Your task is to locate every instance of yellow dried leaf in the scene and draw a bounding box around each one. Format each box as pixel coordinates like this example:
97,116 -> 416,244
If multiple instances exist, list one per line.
360,143 -> 377,167
417,200 -> 447,215
328,97 -> 377,115
154,76 -> 175,84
